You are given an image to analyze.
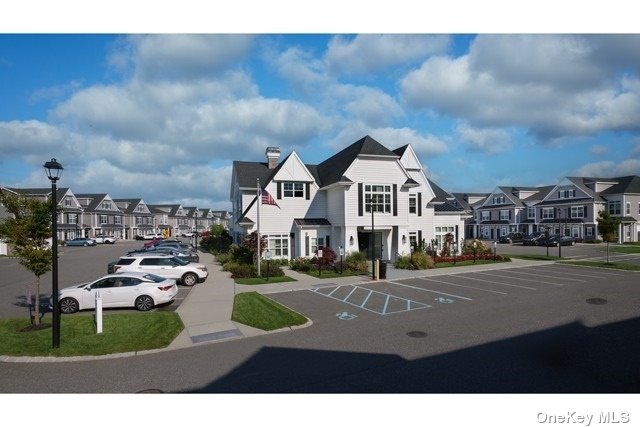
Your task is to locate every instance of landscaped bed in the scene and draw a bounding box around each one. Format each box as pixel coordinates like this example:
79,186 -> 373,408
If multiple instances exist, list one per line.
235,275 -> 297,285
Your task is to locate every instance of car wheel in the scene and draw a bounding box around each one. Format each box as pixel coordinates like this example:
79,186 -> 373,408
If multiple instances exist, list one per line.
59,297 -> 79,314
182,272 -> 198,287
83,242 -> 88,246
135,295 -> 154,311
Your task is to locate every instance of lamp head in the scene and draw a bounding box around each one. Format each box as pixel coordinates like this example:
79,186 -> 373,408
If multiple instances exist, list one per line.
44,158 -> 64,182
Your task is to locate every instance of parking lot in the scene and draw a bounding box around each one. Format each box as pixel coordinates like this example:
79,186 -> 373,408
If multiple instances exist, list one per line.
0,239 -> 194,319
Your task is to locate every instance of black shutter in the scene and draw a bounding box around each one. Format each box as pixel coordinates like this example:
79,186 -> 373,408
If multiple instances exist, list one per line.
326,235 -> 330,249
418,193 -> 422,216
418,230 -> 422,247
305,183 -> 310,200
277,182 -> 282,199
509,210 -> 512,220
393,184 -> 398,216
358,183 -> 363,216
305,235 -> 309,257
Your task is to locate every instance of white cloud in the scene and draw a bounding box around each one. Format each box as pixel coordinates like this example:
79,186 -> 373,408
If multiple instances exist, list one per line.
455,123 -> 512,154
370,127 -> 448,157
590,144 -> 608,155
326,34 -> 450,76
400,35 -> 640,142
573,158 -> 640,177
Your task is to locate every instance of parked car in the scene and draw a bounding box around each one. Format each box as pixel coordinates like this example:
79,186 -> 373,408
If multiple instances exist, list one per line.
181,232 -> 194,238
111,254 -> 208,286
143,233 -> 164,240
53,272 -> 178,314
63,237 -> 96,247
94,234 -> 117,244
545,235 -> 577,247
498,232 -> 524,244
153,241 -> 195,254
522,232 -> 546,246
126,246 -> 200,263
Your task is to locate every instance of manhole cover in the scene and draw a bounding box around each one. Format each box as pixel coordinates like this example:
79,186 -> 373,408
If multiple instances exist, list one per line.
136,389 -> 164,393
406,331 -> 428,338
586,298 -> 608,305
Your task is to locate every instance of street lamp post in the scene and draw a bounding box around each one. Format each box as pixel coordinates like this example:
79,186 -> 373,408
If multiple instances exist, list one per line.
194,215 -> 198,252
44,158 -> 63,349
473,240 -> 477,263
370,201 -> 375,280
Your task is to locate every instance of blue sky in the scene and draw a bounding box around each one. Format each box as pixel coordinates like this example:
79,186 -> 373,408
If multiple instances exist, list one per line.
2,33 -> 640,209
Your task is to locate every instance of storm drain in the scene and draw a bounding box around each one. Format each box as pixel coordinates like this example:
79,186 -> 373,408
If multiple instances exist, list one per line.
136,389 -> 164,393
586,298 -> 608,305
406,331 -> 428,338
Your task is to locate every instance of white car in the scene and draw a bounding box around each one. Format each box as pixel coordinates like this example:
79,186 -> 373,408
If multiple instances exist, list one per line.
143,233 -> 164,240
54,272 -> 178,313
94,234 -> 117,244
113,254 -> 208,286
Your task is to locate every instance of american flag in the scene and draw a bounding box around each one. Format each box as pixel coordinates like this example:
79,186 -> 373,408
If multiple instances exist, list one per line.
261,189 -> 279,207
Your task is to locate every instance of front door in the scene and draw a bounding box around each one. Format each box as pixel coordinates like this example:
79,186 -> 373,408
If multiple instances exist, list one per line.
358,231 -> 382,260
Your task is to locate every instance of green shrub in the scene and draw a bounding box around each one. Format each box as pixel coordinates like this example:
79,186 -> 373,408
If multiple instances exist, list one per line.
461,239 -> 492,255
345,251 -> 368,272
394,255 -> 413,269
229,244 -> 253,264
259,261 -> 284,277
290,257 -> 313,272
215,252 -> 232,265
226,262 -> 255,278
394,252 -> 434,270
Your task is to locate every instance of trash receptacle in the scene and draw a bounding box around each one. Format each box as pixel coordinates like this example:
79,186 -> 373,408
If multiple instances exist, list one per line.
379,260 -> 388,279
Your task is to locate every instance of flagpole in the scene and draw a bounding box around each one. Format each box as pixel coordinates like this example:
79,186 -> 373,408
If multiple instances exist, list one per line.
257,178 -> 261,277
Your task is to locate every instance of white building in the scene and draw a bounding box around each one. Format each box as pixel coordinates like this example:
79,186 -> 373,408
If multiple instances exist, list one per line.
230,135 -> 467,260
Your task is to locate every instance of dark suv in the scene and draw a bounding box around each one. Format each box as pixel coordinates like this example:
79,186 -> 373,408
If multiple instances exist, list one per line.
498,232 -> 524,244
522,232 -> 546,246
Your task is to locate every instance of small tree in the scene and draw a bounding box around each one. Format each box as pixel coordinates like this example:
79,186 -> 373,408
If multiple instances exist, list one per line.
596,210 -> 621,264
242,231 -> 268,265
0,190 -> 52,326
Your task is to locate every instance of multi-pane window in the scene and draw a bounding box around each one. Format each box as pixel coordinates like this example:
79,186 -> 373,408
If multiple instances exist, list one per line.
364,185 -> 392,213
542,208 -> 554,219
136,217 -> 143,225
499,210 -> 509,220
115,216 -> 121,225
100,215 -> 108,224
311,237 -> 325,254
481,211 -> 490,221
284,182 -> 304,198
558,189 -> 575,199
135,205 -> 146,213
101,201 -> 112,210
267,235 -> 289,259
408,232 -> 417,248
64,198 -> 73,207
68,214 -> 77,224
626,202 -> 631,215
570,206 -> 585,218
608,201 -> 621,215
409,194 -> 417,214
527,207 -> 535,219
493,195 -> 505,204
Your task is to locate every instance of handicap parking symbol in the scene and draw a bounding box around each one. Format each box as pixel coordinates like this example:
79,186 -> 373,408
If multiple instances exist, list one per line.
336,312 -> 358,320
434,297 -> 454,304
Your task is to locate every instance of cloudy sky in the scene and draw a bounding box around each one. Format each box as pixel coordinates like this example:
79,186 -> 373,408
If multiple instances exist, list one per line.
1,32 -> 639,209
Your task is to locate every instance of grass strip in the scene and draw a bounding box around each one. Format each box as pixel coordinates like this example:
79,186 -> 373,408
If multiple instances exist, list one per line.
558,260 -> 640,271
300,269 -> 366,279
611,246 -> 640,254
503,254 -> 562,261
235,275 -> 297,285
232,292 -> 307,331
0,312 -> 183,357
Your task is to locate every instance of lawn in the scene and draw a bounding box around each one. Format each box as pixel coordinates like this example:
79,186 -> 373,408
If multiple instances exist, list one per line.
0,312 -> 183,357
235,275 -> 297,285
503,254 -> 562,261
232,292 -> 307,331
611,245 -> 640,254
558,260 -> 640,271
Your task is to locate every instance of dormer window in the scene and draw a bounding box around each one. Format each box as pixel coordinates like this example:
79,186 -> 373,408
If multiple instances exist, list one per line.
101,201 -> 112,210
284,182 -> 304,198
558,189 -> 575,199
493,195 -> 505,204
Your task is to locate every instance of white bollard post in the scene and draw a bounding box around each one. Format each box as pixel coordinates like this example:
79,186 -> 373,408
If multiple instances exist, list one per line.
95,291 -> 103,334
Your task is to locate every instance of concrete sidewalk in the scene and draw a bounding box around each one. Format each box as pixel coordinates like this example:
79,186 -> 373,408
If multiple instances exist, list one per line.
169,253 -> 554,349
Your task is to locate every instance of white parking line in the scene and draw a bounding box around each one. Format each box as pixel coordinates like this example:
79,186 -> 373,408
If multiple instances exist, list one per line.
478,272 -> 564,286
463,272 -> 538,290
492,269 -> 584,282
418,277 -> 507,295
386,280 -> 473,301
522,266 -> 620,279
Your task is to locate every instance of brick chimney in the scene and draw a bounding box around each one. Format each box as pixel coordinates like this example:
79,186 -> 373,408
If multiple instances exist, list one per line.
266,147 -> 281,169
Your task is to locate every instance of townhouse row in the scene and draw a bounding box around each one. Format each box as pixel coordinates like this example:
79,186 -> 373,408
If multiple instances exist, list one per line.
0,187 -> 230,241
452,176 -> 640,243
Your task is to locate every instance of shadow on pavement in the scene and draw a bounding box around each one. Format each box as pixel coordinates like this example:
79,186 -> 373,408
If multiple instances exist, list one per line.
185,316 -> 640,393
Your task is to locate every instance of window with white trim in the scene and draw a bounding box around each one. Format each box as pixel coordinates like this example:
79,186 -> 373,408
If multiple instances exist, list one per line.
499,210 -> 509,220
481,211 -> 490,221
267,234 -> 289,259
311,237 -> 325,254
527,207 -> 535,219
64,198 -> 73,207
364,185 -> 392,213
493,195 -> 505,204
570,206 -> 585,218
136,217 -> 143,225
542,208 -> 554,219
626,202 -> 630,215
68,214 -> 77,224
409,194 -> 417,214
100,215 -> 108,224
114,216 -> 121,225
586,227 -> 593,236
608,201 -> 621,215
558,189 -> 576,199
101,201 -> 113,210
408,232 -> 417,248
284,182 -> 304,198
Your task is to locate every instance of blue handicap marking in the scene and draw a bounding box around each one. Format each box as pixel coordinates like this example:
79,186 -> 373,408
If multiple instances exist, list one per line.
434,297 -> 454,304
336,312 -> 358,320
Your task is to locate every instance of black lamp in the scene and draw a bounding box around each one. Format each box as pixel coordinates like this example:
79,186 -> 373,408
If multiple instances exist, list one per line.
44,158 -> 63,349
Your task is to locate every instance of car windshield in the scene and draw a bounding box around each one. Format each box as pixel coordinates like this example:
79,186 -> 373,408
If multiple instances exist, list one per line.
142,273 -> 168,283
172,257 -> 189,265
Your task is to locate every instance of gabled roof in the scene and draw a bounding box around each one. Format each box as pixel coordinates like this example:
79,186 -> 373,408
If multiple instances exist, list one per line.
232,161 -> 278,189
600,175 -> 640,195
392,144 -> 409,157
148,204 -> 186,217
427,179 -> 465,213
75,193 -> 122,213
564,177 -> 603,201
112,198 -> 151,215
315,135 -> 399,187
7,187 -> 71,204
